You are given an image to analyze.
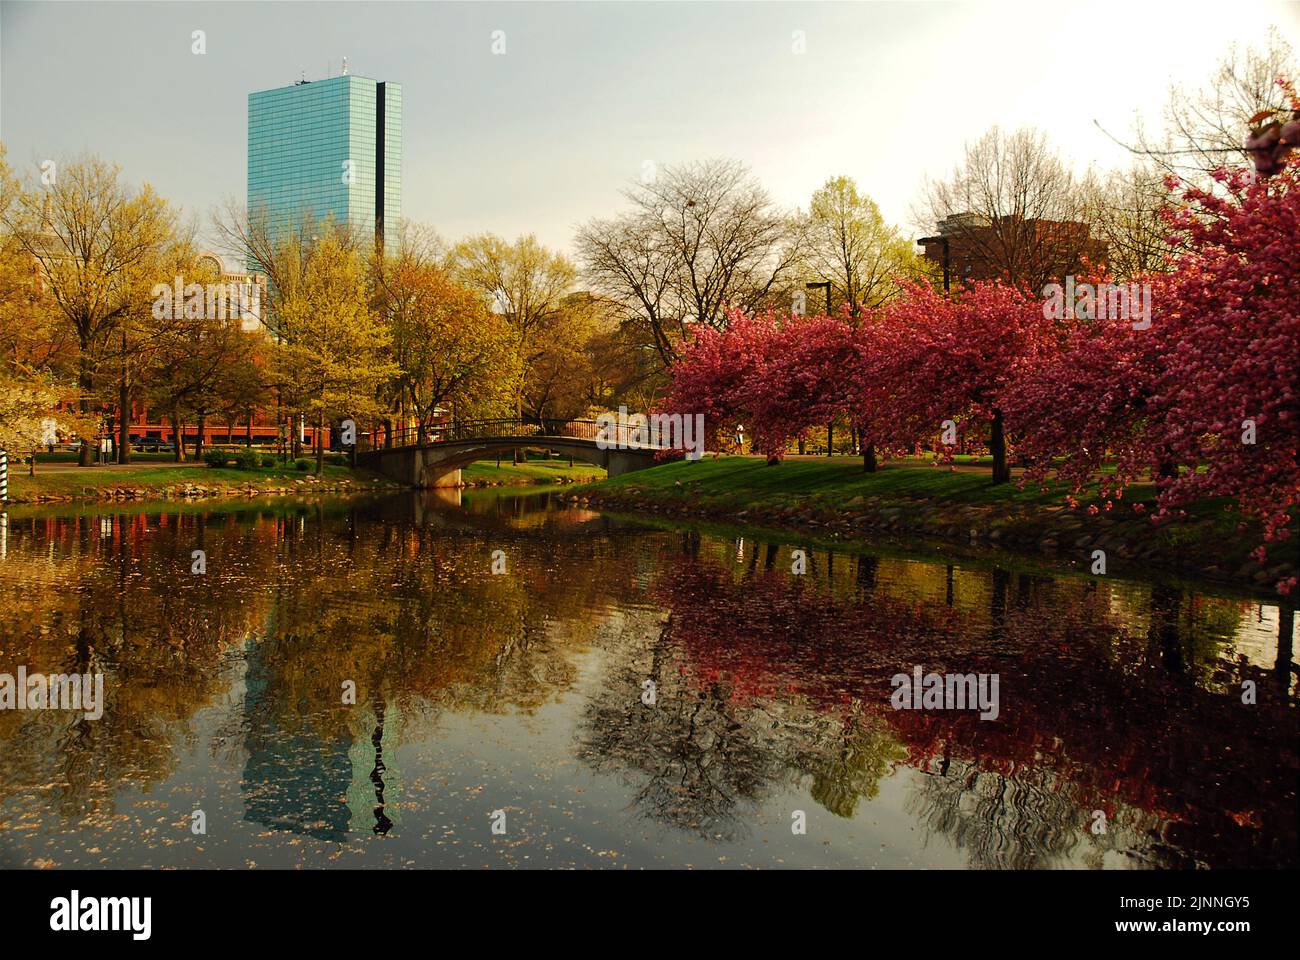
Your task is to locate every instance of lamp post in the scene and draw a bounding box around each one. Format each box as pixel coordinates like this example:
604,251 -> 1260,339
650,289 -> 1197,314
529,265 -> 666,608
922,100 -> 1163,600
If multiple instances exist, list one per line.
806,281 -> 833,456
918,235 -> 950,294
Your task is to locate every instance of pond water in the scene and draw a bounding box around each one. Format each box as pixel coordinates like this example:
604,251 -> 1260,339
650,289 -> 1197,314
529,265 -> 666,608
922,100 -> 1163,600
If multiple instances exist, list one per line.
0,489 -> 1295,869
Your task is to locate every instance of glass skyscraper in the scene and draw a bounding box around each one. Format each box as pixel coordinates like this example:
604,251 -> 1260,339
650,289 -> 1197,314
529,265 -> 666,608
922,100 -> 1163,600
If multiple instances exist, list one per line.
247,74 -> 402,257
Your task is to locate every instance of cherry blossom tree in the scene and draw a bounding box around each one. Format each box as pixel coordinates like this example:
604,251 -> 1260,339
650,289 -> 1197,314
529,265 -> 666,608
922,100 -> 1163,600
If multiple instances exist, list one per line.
1002,271 -> 1172,498
664,310 -> 858,463
1008,162 -> 1297,592
851,280 -> 1050,483
735,313 -> 857,463
661,311 -> 784,457
1152,165 -> 1298,588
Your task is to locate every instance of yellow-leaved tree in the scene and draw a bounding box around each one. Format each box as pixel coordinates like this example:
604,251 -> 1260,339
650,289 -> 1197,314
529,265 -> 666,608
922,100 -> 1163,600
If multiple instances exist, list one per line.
0,144 -> 80,475
278,227 -> 397,474
375,236 -> 519,443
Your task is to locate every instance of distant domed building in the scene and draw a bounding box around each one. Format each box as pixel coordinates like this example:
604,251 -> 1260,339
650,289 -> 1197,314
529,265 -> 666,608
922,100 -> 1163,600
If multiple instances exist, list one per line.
193,251 -> 267,333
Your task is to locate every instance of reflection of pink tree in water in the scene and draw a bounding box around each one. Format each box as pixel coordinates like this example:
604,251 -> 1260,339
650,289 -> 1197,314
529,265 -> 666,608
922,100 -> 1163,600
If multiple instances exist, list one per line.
638,549 -> 1297,867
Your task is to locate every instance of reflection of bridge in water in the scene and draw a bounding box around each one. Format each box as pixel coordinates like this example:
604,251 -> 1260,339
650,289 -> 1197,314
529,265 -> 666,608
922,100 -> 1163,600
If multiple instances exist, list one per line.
363,487 -> 644,542
357,418 -> 667,488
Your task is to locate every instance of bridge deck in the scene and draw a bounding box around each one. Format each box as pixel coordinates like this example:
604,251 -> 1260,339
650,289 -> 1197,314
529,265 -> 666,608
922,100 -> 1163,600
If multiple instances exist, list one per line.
357,418 -> 674,454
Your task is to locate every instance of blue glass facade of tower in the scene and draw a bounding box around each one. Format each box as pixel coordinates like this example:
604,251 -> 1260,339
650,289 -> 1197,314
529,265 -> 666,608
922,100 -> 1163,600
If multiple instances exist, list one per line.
247,75 -> 402,258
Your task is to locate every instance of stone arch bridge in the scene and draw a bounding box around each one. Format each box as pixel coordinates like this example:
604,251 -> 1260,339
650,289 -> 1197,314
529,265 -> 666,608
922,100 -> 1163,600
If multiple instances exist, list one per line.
356,418 -> 665,488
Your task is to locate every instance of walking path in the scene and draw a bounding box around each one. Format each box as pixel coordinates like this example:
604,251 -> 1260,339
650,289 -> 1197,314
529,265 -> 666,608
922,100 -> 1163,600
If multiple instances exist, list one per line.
26,461 -> 194,474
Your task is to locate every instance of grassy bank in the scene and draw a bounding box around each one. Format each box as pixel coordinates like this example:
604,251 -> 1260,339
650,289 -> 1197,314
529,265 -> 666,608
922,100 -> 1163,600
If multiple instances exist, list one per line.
461,459 -> 605,486
3,457 -> 605,505
4,462 -> 393,504
571,456 -> 1295,589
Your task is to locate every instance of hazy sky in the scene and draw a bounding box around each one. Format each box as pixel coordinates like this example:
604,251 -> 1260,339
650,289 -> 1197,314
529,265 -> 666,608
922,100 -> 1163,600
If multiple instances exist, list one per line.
2,0 -> 1298,257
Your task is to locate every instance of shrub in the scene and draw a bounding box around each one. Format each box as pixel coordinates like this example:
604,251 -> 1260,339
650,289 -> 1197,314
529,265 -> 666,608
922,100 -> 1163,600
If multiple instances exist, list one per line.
295,458 -> 311,471
202,450 -> 231,467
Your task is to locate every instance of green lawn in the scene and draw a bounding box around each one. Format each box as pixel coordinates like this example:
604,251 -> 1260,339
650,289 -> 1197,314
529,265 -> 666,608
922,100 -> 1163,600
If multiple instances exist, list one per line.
461,459 -> 605,484
6,456 -> 604,501
576,455 -> 1267,557
6,462 -> 365,501
583,455 -> 1159,509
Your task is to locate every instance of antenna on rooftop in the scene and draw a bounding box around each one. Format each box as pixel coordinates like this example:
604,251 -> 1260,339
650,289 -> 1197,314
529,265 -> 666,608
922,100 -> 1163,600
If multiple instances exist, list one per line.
342,56 -> 349,76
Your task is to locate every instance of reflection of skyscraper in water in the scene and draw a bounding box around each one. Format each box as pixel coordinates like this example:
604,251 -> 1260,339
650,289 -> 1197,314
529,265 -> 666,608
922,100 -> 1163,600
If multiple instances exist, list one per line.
240,636 -> 354,841
346,698 -> 403,836
240,636 -> 403,840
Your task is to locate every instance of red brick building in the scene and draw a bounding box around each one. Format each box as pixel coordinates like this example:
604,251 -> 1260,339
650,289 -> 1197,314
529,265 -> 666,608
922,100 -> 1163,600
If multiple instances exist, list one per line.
919,213 -> 1109,290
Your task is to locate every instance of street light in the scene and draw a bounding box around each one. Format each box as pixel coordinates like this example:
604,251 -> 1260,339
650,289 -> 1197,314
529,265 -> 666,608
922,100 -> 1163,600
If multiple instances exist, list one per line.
917,235 -> 950,294
805,280 -> 831,316
806,281 -> 834,457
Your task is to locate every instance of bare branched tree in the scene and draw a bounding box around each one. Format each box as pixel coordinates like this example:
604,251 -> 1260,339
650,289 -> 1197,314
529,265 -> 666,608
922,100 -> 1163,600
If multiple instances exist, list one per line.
918,127 -> 1098,294
1083,163 -> 1181,280
576,158 -> 802,367
1133,28 -> 1297,185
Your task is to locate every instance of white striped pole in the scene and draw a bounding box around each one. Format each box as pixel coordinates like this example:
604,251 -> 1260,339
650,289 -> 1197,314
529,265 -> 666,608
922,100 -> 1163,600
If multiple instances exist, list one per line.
1,448 -> 7,561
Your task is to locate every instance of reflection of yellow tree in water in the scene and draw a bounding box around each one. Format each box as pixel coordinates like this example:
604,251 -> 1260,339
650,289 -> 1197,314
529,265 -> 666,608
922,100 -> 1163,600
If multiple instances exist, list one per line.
795,712 -> 906,819
0,511 -> 274,835
1,503 -> 651,848
236,510 -> 658,839
248,517 -> 657,732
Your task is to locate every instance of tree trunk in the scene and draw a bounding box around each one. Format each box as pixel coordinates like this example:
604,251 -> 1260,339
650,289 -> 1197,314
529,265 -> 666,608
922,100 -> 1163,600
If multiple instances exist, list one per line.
1276,602 -> 1294,693
514,392 -> 525,463
171,411 -> 185,462
863,442 -> 877,473
78,354 -> 94,467
990,408 -> 1010,484
798,437 -> 806,455
194,414 -> 206,460
246,414 -> 253,446
117,373 -> 131,464
315,411 -> 325,475
1157,450 -> 1177,480
826,422 -> 834,457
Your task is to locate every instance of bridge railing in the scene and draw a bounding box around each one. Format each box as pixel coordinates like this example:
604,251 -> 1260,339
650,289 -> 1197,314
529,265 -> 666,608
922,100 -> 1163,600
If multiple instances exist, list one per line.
356,418 -> 663,452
